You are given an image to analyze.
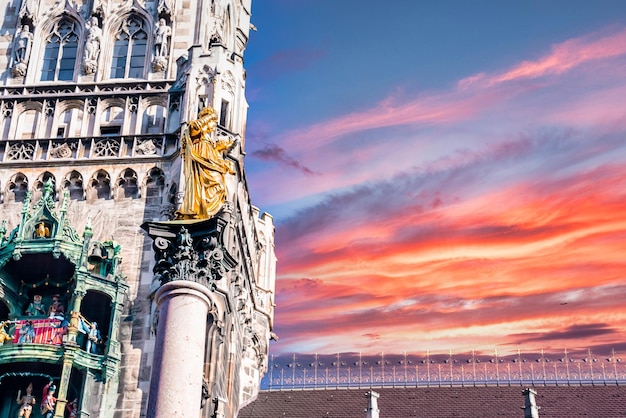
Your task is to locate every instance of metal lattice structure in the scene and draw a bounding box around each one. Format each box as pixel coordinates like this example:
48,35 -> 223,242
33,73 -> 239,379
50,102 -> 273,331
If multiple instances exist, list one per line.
264,349 -> 626,390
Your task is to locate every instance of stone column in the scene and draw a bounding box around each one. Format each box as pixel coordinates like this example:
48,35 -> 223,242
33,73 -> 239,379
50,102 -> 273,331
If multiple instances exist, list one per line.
54,351 -> 75,418
66,290 -> 85,345
147,280 -> 213,417
143,218 -> 235,418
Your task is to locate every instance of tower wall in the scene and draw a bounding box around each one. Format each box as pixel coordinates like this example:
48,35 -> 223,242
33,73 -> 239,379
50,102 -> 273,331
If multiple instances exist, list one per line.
0,1 -> 274,417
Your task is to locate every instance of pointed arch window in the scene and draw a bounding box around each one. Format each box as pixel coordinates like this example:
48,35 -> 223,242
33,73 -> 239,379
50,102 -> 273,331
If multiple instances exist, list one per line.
41,18 -> 79,81
111,16 -> 148,79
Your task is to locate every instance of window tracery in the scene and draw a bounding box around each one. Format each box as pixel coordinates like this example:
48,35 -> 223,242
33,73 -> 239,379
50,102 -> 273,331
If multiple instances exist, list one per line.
145,167 -> 165,198
62,170 -> 84,201
117,168 -> 139,199
33,172 -> 56,201
89,170 -> 111,200
41,18 -> 80,82
111,16 -> 148,79
8,173 -> 29,202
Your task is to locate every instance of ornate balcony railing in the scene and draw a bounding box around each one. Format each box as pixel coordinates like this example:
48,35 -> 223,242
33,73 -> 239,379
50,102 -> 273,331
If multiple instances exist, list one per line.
264,349 -> 626,390
0,134 -> 179,163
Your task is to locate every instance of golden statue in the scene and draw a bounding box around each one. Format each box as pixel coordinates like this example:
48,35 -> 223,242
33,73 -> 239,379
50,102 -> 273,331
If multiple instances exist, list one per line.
0,320 -> 13,345
35,221 -> 50,238
176,107 -> 235,219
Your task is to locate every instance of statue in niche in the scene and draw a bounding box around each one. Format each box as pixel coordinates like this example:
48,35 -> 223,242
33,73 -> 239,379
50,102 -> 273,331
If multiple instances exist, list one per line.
152,19 -> 171,72
12,25 -> 33,77
35,221 -> 50,238
48,294 -> 65,319
40,384 -> 56,418
0,321 -> 13,345
18,320 -> 36,343
16,383 -> 36,418
86,321 -> 101,354
25,294 -> 46,317
176,107 -> 235,220
83,16 -> 102,75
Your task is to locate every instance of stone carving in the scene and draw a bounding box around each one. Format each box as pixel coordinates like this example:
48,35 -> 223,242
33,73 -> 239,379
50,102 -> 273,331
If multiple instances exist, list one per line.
200,376 -> 210,409
151,226 -> 229,289
135,139 -> 157,155
176,107 -> 235,220
18,0 -> 37,26
93,139 -> 121,157
50,142 -> 73,159
158,0 -> 173,19
152,19 -> 171,72
7,142 -> 35,161
12,25 -> 33,77
83,17 -> 102,75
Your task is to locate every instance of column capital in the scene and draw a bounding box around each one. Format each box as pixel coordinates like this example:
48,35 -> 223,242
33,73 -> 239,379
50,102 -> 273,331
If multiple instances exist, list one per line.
142,215 -> 236,291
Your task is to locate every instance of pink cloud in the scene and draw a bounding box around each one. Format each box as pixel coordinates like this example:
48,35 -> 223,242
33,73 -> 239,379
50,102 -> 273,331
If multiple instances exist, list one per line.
490,28 -> 626,85
275,27 -> 626,153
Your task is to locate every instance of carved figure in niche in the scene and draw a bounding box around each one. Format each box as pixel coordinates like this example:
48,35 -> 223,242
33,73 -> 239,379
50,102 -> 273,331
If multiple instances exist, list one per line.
86,321 -> 101,354
48,294 -> 65,319
16,383 -> 36,418
154,19 -> 171,57
14,25 -> 33,63
25,294 -> 46,316
18,320 -> 35,343
83,17 -> 102,75
176,107 -> 235,219
40,384 -> 56,418
12,25 -> 33,77
35,221 -> 50,238
152,19 -> 171,72
0,320 -> 13,345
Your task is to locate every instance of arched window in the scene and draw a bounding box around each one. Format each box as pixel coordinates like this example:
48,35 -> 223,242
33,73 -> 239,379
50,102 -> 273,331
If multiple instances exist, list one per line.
62,170 -> 84,200
99,106 -> 124,136
89,170 -> 111,200
57,107 -> 84,137
111,16 -> 148,79
41,18 -> 79,81
141,105 -> 166,134
145,167 -> 165,198
33,172 -> 56,201
16,109 -> 41,139
116,168 -> 139,199
8,173 -> 28,202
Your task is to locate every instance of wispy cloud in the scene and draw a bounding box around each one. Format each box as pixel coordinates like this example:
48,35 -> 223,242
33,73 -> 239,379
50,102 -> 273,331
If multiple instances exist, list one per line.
257,25 -> 626,355
250,144 -> 317,175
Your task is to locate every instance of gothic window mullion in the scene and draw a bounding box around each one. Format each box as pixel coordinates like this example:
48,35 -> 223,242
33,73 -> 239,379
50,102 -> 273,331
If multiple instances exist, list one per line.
41,19 -> 79,82
111,16 -> 148,79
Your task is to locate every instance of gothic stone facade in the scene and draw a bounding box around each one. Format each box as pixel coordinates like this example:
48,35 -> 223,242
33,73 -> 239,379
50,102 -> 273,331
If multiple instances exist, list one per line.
0,1 -> 275,417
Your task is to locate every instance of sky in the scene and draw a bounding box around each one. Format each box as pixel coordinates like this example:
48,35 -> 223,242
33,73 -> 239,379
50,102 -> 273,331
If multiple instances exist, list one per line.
242,1 -> 626,357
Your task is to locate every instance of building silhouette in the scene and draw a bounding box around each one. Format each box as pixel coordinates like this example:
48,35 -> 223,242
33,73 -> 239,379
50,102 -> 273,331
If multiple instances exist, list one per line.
0,1 -> 275,417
